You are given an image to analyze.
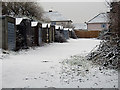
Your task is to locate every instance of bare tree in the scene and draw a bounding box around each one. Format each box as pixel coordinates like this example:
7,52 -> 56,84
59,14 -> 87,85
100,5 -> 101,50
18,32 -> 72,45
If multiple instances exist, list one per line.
2,2 -> 44,21
87,1 -> 120,69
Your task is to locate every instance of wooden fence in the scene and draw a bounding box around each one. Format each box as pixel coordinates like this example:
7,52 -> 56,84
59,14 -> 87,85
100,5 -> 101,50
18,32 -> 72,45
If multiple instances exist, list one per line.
74,30 -> 101,38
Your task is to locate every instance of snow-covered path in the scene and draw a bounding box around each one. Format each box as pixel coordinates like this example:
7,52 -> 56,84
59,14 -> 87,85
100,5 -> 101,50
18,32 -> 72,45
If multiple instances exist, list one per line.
2,39 -> 118,88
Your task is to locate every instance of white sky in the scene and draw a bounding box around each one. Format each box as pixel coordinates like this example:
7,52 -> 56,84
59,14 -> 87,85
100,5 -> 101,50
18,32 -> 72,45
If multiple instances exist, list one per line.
39,2 -> 109,23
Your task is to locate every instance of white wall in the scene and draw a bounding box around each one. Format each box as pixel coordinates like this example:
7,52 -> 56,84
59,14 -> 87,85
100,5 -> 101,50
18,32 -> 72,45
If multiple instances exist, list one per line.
87,23 -> 109,31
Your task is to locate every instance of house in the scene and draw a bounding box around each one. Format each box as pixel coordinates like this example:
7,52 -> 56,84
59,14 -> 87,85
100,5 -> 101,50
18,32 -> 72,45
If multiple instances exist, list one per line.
74,13 -> 109,38
86,13 -> 109,31
1,15 -> 16,51
43,10 -> 72,28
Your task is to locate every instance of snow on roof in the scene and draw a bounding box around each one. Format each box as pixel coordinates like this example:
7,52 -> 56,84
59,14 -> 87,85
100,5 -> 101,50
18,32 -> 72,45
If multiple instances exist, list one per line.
64,28 -> 69,31
69,28 -> 73,31
48,23 -> 51,28
42,23 -> 51,28
43,11 -> 71,22
73,23 -> 87,30
42,23 -> 48,28
16,18 -> 23,25
16,17 -> 30,25
87,13 -> 109,23
55,25 -> 63,29
31,21 -> 38,27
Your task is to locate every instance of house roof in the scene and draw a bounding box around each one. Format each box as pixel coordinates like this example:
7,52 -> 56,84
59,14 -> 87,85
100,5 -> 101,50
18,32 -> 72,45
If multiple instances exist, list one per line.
43,10 -> 72,22
73,23 -> 87,30
87,13 -> 109,24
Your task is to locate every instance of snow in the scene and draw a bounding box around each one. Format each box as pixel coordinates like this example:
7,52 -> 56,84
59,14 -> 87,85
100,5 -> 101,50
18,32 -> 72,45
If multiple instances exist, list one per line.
16,17 -> 30,25
69,28 -> 73,31
31,21 -> 38,27
73,23 -> 87,30
64,28 -> 69,31
42,23 -> 51,28
2,39 -> 118,88
48,23 -> 51,28
43,11 -> 71,21
87,13 -> 109,23
16,18 -> 23,25
55,25 -> 63,29
42,23 -> 48,28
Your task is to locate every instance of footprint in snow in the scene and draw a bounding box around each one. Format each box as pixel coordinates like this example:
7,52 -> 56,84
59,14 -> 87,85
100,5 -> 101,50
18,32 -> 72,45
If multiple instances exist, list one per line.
41,60 -> 50,62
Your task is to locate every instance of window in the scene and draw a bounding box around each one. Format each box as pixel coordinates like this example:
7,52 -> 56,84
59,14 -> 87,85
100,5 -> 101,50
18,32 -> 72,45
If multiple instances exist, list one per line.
101,24 -> 106,28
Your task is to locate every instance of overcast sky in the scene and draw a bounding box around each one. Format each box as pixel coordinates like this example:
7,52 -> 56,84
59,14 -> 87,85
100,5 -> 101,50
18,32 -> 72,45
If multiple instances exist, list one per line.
39,2 -> 109,23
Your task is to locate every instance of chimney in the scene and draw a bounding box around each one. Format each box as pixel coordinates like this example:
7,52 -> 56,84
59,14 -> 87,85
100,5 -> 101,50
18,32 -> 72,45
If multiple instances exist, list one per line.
49,9 -> 52,12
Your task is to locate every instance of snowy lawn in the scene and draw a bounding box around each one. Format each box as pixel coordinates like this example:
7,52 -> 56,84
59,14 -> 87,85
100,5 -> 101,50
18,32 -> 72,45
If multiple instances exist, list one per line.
2,39 -> 118,88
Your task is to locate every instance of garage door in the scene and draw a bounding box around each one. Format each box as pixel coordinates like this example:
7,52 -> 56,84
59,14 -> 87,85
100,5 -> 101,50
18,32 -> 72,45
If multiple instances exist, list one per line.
8,22 -> 15,50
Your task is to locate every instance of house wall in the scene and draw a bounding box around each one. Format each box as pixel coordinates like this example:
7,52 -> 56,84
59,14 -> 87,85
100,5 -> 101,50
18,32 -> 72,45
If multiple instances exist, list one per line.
87,23 -> 109,31
52,21 -> 72,28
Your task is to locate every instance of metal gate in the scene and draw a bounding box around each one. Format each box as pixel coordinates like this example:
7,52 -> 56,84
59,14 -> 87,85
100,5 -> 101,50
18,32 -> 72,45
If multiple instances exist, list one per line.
8,22 -> 15,50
